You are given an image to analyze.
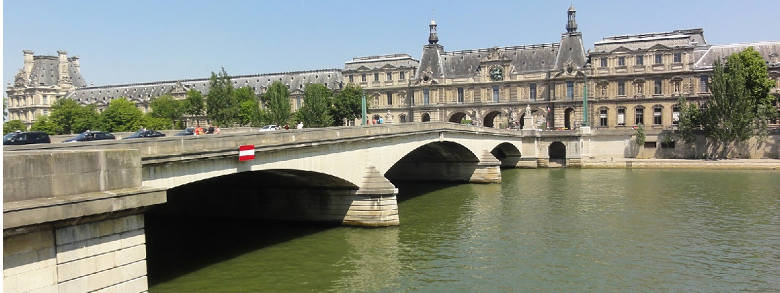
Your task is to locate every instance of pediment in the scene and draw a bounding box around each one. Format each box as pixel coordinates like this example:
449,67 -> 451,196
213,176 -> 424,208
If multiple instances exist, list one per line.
609,46 -> 632,54
380,64 -> 397,70
648,44 -> 672,51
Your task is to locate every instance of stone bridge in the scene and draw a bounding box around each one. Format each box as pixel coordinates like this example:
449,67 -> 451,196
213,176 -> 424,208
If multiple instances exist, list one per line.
3,122 -> 588,293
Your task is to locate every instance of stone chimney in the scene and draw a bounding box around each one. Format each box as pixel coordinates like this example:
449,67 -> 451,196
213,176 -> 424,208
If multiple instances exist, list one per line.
58,50 -> 69,83
23,50 -> 35,80
71,55 -> 81,72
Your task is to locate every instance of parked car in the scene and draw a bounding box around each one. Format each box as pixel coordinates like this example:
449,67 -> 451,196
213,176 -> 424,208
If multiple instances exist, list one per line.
122,130 -> 166,139
259,125 -> 279,131
2,131 -> 51,145
174,128 -> 195,136
63,131 -> 116,142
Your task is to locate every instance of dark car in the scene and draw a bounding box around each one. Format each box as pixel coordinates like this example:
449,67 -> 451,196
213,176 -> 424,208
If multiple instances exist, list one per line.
174,128 -> 195,136
2,131 -> 52,145
122,130 -> 166,139
63,131 -> 116,143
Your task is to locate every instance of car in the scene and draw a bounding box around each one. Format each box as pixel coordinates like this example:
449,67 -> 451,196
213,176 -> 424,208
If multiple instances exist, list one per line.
2,131 -> 52,145
122,130 -> 166,139
63,131 -> 116,142
259,125 -> 279,131
174,128 -> 195,136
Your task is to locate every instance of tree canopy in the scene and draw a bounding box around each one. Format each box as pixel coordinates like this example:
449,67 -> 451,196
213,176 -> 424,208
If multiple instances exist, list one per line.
3,120 -> 26,135
150,94 -> 185,129
30,116 -> 59,135
677,47 -> 777,157
298,83 -> 333,128
99,98 -> 144,132
261,81 -> 293,126
332,83 -> 365,126
235,86 -> 261,126
206,68 -> 238,126
49,98 -> 99,134
183,89 -> 206,117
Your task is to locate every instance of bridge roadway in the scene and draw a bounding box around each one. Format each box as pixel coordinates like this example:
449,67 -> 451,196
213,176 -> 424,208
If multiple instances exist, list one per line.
3,122 -> 586,293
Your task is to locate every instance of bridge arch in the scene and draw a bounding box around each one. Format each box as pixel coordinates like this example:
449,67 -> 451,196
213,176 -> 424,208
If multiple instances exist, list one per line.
549,141 -> 566,160
490,142 -> 522,168
385,141 -> 485,183
449,112 -> 469,124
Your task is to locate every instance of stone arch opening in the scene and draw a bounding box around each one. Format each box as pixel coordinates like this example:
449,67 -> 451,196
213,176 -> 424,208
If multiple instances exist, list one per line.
491,142 -> 522,168
385,141 -> 480,183
421,113 -> 431,122
564,108 -> 575,130
549,141 -> 566,160
449,112 -> 469,124
483,111 -> 502,128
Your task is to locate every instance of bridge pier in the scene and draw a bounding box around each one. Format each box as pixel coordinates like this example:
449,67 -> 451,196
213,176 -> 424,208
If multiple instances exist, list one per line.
346,166 -> 400,227
470,150 -> 502,183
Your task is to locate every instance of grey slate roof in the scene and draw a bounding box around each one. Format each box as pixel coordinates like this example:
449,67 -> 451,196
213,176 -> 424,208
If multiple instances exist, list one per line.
693,41 -> 780,69
344,54 -> 419,71
443,44 -> 560,77
27,56 -> 87,87
593,29 -> 706,53
67,69 -> 343,106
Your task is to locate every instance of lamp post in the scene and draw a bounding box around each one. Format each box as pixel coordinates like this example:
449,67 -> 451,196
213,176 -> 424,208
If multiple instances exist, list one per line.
361,89 -> 367,125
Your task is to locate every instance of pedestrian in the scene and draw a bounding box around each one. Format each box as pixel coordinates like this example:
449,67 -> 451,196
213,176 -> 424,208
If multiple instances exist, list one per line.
378,117 -> 384,124
194,124 -> 204,135
284,124 -> 289,130
213,124 -> 221,134
296,121 -> 304,129
207,123 -> 215,134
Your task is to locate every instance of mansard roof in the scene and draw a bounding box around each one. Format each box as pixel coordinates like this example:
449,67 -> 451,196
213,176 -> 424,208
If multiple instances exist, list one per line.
66,69 -> 343,105
693,41 -> 780,69
26,55 -> 87,87
425,43 -> 561,79
344,54 -> 419,71
593,29 -> 706,53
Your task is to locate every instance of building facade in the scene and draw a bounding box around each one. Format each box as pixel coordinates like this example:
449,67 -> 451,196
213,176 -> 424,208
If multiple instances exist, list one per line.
7,6 -> 780,130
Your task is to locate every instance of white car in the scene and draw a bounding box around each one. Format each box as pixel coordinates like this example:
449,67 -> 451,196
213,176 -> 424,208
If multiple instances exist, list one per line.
259,125 -> 279,131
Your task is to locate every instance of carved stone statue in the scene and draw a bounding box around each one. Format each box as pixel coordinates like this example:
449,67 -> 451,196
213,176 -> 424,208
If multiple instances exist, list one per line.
524,104 -> 532,116
384,110 -> 394,124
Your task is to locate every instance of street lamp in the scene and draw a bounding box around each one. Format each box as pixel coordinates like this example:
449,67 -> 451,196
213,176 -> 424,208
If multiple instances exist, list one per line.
361,88 -> 367,125
581,68 -> 589,127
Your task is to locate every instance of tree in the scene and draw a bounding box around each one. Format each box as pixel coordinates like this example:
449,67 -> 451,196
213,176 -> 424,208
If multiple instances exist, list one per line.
49,99 -> 99,134
30,116 -> 59,135
99,98 -> 144,132
3,120 -> 26,134
298,83 -> 333,128
206,68 -> 238,126
261,81 -> 293,126
235,86 -> 261,126
332,83 -> 365,126
183,89 -> 206,117
142,114 -> 172,131
150,94 -> 184,129
676,96 -> 702,144
635,123 -> 646,146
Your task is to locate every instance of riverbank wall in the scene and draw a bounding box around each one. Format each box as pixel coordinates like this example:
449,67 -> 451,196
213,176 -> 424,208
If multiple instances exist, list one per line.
581,158 -> 780,170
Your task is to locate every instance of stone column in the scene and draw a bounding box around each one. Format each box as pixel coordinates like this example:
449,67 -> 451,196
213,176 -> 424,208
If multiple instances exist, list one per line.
469,150 -> 502,183
345,166 -> 400,227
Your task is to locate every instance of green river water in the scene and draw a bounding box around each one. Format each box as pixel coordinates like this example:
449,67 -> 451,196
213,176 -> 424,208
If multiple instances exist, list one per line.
146,169 -> 780,292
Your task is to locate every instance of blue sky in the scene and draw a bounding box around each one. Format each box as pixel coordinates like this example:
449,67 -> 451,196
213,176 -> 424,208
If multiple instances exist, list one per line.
4,0 -> 779,87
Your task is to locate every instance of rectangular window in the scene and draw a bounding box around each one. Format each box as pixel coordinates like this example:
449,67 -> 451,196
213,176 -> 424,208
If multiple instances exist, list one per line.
530,84 -> 537,101
636,55 -> 644,65
655,54 -> 663,64
566,81 -> 574,100
635,108 -> 644,125
457,87 -> 464,103
653,107 -> 662,125
600,58 -> 607,67
700,76 -> 709,92
492,86 -> 500,102
674,53 -> 682,63
655,79 -> 662,95
618,81 -> 625,95
387,72 -> 392,81
349,75 -> 354,83
617,108 -> 626,126
43,109 -> 48,116
399,71 -> 405,80
361,74 -> 366,82
644,141 -> 657,148
600,108 -> 608,127
43,96 -> 48,104
672,106 -> 680,125
374,73 -> 380,82
423,89 -> 430,105
618,56 -> 626,66
296,97 -> 302,109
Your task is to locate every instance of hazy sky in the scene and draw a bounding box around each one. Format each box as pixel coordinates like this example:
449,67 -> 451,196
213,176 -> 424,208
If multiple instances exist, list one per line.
4,0 -> 779,87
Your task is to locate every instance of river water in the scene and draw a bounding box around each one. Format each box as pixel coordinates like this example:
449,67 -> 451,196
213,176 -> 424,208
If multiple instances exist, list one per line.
146,169 -> 780,292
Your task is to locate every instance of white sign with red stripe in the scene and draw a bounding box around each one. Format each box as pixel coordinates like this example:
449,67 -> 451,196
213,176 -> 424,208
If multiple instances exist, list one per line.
239,145 -> 255,161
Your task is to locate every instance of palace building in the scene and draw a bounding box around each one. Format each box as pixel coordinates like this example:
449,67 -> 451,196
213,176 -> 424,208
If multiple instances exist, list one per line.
7,6 -> 780,130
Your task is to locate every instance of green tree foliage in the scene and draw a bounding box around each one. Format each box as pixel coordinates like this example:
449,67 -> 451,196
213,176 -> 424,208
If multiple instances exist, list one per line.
99,98 -> 144,132
206,68 -> 238,126
50,99 -> 99,134
183,89 -> 206,117
676,96 -> 702,144
150,94 -> 184,129
3,120 -> 26,134
298,84 -> 333,128
635,123 -> 646,146
332,83 -> 365,126
30,116 -> 59,135
235,86 -> 261,126
261,81 -> 293,126
142,114 -> 172,131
